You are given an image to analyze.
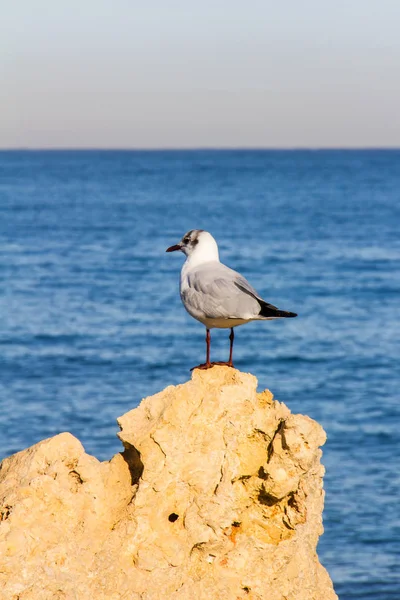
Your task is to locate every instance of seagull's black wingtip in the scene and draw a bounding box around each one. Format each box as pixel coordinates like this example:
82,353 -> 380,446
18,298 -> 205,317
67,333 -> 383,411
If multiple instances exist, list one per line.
259,302 -> 298,319
275,310 -> 297,318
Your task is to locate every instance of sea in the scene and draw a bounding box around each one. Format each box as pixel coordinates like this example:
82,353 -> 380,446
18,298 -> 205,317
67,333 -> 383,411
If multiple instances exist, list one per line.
0,149 -> 399,599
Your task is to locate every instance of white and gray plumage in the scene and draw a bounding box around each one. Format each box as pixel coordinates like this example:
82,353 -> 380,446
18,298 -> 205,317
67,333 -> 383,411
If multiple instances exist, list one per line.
166,229 -> 297,370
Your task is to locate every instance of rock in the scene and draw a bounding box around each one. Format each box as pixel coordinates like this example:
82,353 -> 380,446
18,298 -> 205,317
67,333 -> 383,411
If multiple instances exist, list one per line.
0,367 -> 337,600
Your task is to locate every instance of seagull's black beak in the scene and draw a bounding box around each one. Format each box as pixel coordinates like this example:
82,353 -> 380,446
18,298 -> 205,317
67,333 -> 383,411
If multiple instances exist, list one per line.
166,244 -> 181,253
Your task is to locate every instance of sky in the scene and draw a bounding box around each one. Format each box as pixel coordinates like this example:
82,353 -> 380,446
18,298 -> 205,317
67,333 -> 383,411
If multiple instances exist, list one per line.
1,0 -> 400,148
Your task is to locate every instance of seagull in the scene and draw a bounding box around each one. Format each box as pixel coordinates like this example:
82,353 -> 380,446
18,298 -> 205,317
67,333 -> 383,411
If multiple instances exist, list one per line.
166,229 -> 297,370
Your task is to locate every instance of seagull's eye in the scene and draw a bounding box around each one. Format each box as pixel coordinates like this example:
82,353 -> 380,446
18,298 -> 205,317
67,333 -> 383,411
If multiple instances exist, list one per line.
183,237 -> 190,244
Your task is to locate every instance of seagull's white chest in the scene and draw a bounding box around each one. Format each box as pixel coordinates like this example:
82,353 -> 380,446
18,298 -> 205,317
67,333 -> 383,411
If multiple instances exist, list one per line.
180,263 -> 199,317
180,263 -> 190,294
179,262 -> 209,325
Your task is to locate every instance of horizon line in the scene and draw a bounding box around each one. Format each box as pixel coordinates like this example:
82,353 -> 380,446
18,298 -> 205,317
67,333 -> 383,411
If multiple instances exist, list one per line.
0,146 -> 400,152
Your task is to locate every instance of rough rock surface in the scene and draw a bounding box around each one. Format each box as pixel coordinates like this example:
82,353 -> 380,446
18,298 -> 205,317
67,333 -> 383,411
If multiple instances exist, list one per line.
0,367 -> 337,600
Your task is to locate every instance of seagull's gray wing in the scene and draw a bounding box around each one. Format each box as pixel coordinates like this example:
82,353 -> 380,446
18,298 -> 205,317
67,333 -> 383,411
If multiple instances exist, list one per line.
183,262 -> 265,320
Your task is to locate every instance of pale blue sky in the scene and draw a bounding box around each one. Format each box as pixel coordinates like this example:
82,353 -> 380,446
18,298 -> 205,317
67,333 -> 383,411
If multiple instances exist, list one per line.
1,0 -> 400,148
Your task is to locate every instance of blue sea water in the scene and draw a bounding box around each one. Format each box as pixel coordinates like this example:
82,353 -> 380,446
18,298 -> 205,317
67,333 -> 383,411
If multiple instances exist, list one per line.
0,149 -> 399,598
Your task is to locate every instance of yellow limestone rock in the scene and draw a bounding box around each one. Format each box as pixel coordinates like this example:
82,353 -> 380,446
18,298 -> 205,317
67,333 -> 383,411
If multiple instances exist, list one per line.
0,367 -> 337,600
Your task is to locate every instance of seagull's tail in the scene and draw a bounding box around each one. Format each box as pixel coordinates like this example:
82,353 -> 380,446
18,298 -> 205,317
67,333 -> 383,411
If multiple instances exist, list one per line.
259,300 -> 297,319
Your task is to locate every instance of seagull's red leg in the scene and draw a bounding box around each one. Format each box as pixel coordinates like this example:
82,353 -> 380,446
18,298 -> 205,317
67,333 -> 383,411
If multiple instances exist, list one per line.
206,328 -> 211,365
191,328 -> 213,370
212,327 -> 235,368
228,327 -> 234,367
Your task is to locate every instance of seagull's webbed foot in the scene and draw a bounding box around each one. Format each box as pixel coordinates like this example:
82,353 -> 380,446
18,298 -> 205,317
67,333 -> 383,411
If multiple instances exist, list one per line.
190,361 -> 235,371
190,362 -> 214,371
210,361 -> 235,368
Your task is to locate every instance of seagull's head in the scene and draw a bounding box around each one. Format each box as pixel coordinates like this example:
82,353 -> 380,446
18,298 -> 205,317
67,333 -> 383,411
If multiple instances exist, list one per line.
166,230 -> 219,262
